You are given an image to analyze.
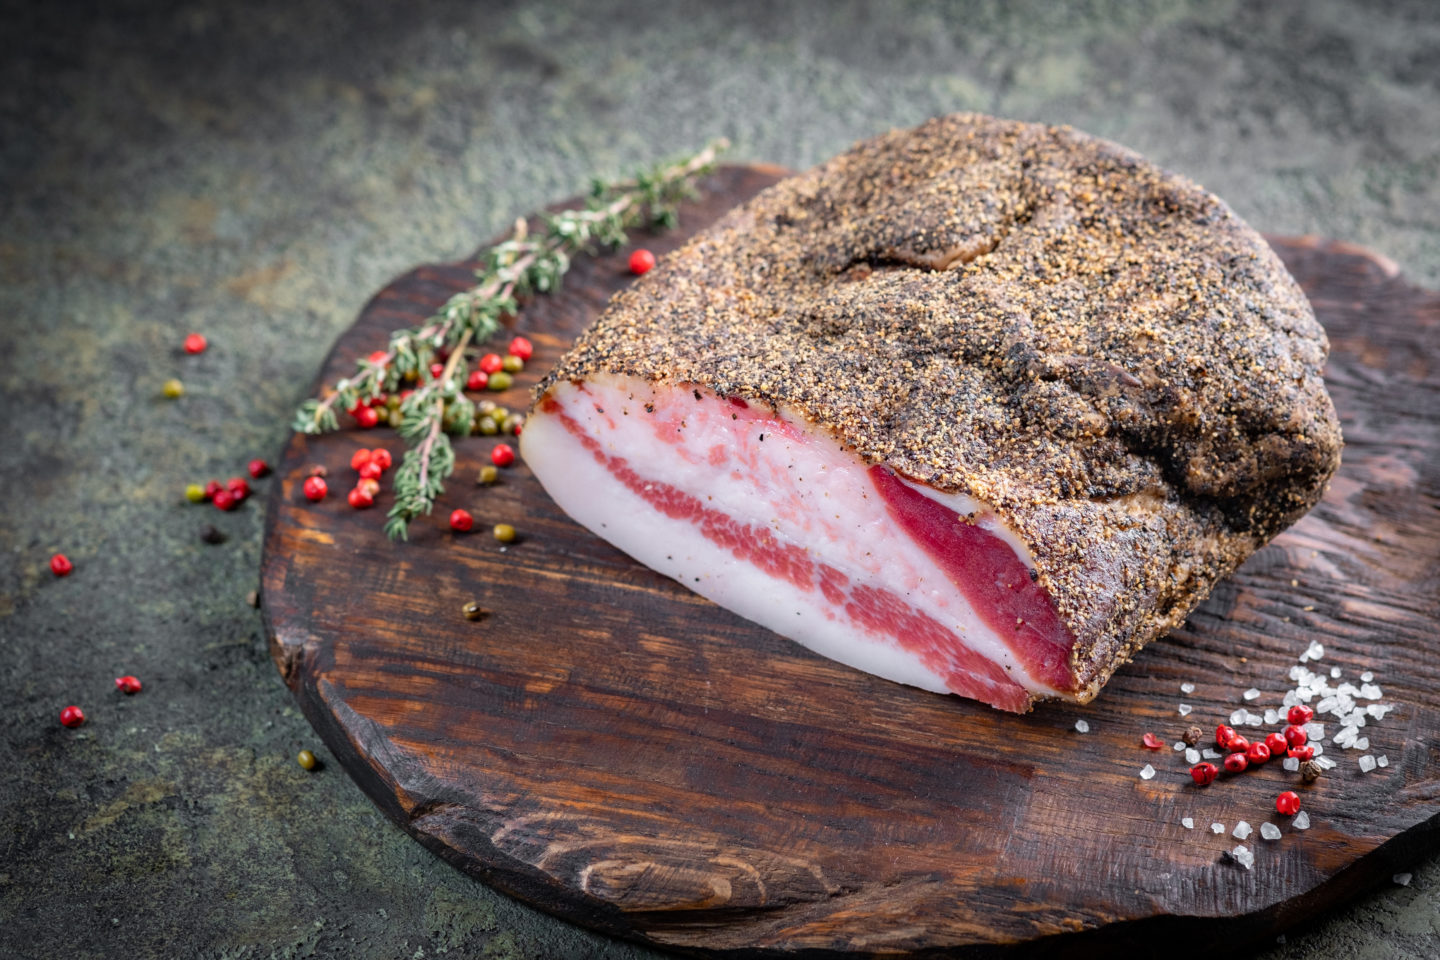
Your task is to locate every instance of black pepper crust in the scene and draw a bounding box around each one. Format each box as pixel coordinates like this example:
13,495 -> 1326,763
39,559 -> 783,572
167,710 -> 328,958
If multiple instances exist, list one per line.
535,114 -> 1343,702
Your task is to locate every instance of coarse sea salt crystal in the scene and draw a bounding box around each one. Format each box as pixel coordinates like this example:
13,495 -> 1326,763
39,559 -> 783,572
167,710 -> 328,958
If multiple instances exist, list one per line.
1305,722 -> 1325,739
1359,755 -> 1377,773
1074,719 -> 1090,733
1261,823 -> 1282,841
1368,704 -> 1391,720
1305,641 -> 1324,661
1232,845 -> 1255,870
1361,671 -> 1375,682
1331,666 -> 1342,679
1283,757 -> 1300,772
1212,822 -> 1225,834
1243,688 -> 1261,701
1316,756 -> 1337,771
1230,708 -> 1247,725
1181,682 -> 1196,694
1203,748 -> 1222,760
1265,709 -> 1280,725
1360,684 -> 1383,700
1233,821 -> 1253,840
1186,748 -> 1200,764
1395,872 -> 1412,886
1317,696 -> 1339,713
1140,764 -> 1156,780
1174,741 -> 1187,751
1246,712 -> 1264,727
1354,737 -> 1369,751
1377,755 -> 1389,768
1178,704 -> 1192,717
1294,810 -> 1311,830
1182,817 -> 1194,829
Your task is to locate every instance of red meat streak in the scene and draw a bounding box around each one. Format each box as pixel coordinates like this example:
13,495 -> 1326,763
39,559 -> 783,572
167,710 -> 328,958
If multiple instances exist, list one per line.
543,393 -> 1053,711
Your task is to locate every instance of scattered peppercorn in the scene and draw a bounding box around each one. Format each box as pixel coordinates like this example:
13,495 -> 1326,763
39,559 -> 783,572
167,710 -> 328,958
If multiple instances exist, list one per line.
185,483 -> 206,503
357,478 -> 381,497
1284,724 -> 1308,749
183,333 -> 208,354
371,449 -> 393,470
1183,725 -> 1203,747
487,371 -> 513,391
1223,752 -> 1249,774
60,705 -> 85,728
479,353 -> 503,374
212,489 -> 237,511
1300,759 -> 1323,783
1264,732 -> 1289,756
1141,732 -> 1163,750
429,361 -> 446,380
1288,744 -> 1315,761
493,523 -> 517,543
449,509 -> 474,532
502,354 -> 524,373
467,369 -> 489,391
368,350 -> 389,366
1215,725 -> 1237,750
1190,762 -> 1218,786
508,336 -> 533,360
199,524 -> 226,544
477,465 -> 498,485
358,461 -> 383,481
1227,735 -> 1251,755
388,408 -> 404,428
350,449 -> 372,470
303,476 -> 328,501
1287,704 -> 1315,725
307,464 -> 328,478
162,378 -> 184,398
355,406 -> 380,429
248,459 -> 271,478
347,487 -> 375,509
629,248 -> 656,275
1276,791 -> 1302,816
297,749 -> 318,771
462,601 -> 488,621
491,443 -> 516,467
115,675 -> 142,695
204,479 -> 224,500
226,477 -> 251,501
50,553 -> 73,577
477,416 -> 499,436
1245,741 -> 1272,765
503,414 -> 525,435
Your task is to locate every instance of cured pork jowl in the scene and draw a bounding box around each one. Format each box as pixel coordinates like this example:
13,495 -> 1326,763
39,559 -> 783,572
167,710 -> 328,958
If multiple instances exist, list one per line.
520,114 -> 1342,712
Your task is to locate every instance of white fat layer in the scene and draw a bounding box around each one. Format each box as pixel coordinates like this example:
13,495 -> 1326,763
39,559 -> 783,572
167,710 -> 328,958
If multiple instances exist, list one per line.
520,375 -> 1064,698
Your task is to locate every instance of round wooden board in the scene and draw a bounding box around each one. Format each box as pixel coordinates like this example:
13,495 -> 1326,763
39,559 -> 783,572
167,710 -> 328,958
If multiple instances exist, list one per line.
262,165 -> 1440,958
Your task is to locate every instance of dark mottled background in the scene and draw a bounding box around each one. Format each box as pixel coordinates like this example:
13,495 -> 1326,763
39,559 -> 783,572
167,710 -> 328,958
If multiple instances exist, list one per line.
2,1 -> 1437,957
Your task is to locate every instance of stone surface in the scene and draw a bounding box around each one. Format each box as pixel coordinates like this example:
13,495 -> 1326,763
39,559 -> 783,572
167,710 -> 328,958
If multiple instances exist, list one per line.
0,1 -> 1435,957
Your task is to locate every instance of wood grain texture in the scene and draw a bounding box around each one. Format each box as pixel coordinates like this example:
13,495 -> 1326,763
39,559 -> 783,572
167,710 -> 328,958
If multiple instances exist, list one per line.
261,165 -> 1440,958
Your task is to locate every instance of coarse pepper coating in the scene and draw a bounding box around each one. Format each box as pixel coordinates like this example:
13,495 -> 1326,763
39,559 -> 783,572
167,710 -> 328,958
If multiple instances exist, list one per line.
535,113 -> 1343,704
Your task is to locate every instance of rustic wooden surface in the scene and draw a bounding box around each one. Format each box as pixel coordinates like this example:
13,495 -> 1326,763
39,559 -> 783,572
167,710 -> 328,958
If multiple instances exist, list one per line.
261,165 -> 1440,958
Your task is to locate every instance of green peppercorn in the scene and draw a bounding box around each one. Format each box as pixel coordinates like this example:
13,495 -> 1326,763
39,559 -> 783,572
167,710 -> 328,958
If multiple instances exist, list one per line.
388,408 -> 404,428
478,417 -> 499,436
185,483 -> 206,503
385,394 -> 401,410
487,371 -> 513,391
502,354 -> 524,373
162,378 -> 184,398
477,399 -> 497,415
503,414 -> 525,435
462,601 -> 488,621
491,406 -> 509,421
477,465 -> 498,485
493,523 -> 517,543
297,749 -> 318,771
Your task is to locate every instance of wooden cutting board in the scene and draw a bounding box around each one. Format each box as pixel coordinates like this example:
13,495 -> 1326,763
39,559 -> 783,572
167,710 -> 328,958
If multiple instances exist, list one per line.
261,164 -> 1440,958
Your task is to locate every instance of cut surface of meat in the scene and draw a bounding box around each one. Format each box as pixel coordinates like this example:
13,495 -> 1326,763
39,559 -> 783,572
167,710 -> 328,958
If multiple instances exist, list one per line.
523,113 -> 1343,709
522,375 -> 1080,712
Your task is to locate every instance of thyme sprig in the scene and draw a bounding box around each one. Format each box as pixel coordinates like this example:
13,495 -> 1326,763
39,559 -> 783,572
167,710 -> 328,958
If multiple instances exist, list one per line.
293,138 -> 729,539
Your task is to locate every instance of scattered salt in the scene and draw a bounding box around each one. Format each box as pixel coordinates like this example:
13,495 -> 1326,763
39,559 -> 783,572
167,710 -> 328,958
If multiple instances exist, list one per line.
1180,682 -> 1196,694
1377,755 -> 1389,768
1230,708 -> 1247,725
1232,844 -> 1255,870
1367,704 -> 1391,720
1317,696 -> 1339,714
1173,741 -> 1187,751
1360,683 -> 1383,700
1261,823 -> 1282,841
1140,764 -> 1156,780
1243,688 -> 1261,701
1330,666 -> 1342,679
1294,810 -> 1311,830
1178,704 -> 1192,717
1245,712 -> 1264,727
1302,641 -> 1324,662
1233,821 -> 1253,840
1182,817 -> 1194,829
1316,756 -> 1337,771
1283,757 -> 1300,772
1212,822 -> 1225,834
1074,719 -> 1090,734
1265,709 -> 1280,725
1354,737 -> 1369,751
1202,748 -> 1221,760
1359,755 -> 1377,773
1185,748 -> 1200,764
1305,722 -> 1325,739
1311,743 -> 1325,756
1394,872 -> 1412,886
1361,671 -> 1374,682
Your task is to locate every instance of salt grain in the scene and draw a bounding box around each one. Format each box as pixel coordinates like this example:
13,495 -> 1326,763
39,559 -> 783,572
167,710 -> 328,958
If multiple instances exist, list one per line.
1265,709 -> 1280,725
1283,757 -> 1300,772
1354,737 -> 1369,751
1305,722 -> 1325,739
1316,756 -> 1337,771
1245,712 -> 1264,727
1261,823 -> 1282,841
1243,688 -> 1261,701
1212,822 -> 1225,834
1232,844 -> 1255,870
1377,755 -> 1389,768
1361,671 -> 1374,682
1173,741 -> 1187,751
1181,682 -> 1196,694
1360,684 -> 1383,700
1140,764 -> 1156,780
1302,641 -> 1324,662
1230,708 -> 1247,725
1359,755 -> 1377,773
1294,811 -> 1311,830
1202,748 -> 1222,760
1330,666 -> 1342,679
1178,704 -> 1192,717
1233,821 -> 1253,840
1394,872 -> 1412,886
1074,719 -> 1090,734
1185,748 -> 1200,764
1182,817 -> 1194,829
